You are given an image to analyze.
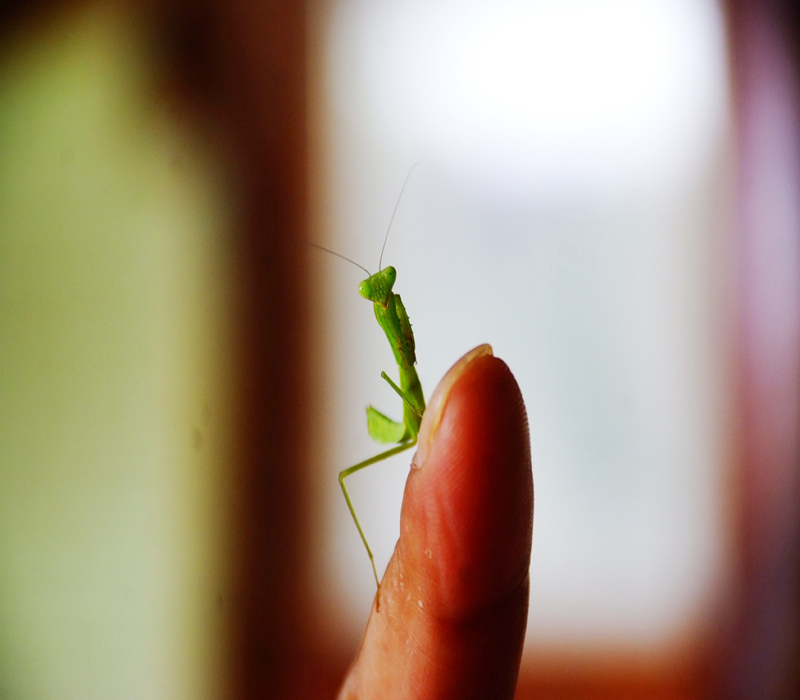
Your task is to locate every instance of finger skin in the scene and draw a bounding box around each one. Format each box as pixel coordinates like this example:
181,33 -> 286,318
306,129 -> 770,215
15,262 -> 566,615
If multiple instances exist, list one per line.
339,347 -> 533,700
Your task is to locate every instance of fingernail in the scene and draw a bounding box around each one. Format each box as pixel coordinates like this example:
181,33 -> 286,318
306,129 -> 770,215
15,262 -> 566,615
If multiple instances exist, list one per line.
412,344 -> 493,469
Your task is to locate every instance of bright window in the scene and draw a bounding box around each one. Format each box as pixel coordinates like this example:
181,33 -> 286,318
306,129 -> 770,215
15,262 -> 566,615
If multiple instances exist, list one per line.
309,0 -> 734,658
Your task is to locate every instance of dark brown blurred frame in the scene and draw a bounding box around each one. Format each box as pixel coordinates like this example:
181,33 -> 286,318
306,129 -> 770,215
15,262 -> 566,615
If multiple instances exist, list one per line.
3,0 -> 797,697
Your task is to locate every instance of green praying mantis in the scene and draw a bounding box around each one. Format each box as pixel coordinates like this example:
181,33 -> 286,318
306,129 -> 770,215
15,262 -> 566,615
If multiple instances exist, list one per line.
312,169 -> 426,592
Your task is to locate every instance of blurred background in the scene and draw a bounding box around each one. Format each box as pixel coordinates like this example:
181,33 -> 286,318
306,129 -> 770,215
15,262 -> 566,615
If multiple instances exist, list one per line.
0,0 -> 798,698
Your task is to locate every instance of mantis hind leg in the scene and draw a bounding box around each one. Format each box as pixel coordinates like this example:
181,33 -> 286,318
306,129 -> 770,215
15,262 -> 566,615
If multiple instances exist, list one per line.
339,439 -> 417,590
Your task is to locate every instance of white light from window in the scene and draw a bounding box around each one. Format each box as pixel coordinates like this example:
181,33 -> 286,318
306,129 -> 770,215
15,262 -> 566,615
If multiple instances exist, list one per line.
343,0 -> 727,198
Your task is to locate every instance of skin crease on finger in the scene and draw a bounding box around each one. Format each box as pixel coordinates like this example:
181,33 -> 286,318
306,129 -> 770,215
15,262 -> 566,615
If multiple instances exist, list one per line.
338,346 -> 534,700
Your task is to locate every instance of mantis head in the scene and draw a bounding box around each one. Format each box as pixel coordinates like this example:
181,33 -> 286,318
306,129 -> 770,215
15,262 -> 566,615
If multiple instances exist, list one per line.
359,266 -> 396,306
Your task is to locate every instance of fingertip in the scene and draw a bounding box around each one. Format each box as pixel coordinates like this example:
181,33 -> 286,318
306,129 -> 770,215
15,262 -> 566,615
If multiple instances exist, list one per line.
401,350 -> 533,619
345,352 -> 532,698
413,343 -> 493,470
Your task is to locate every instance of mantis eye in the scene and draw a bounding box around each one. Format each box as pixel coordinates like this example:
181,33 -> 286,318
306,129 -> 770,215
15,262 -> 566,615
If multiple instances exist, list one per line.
358,279 -> 372,299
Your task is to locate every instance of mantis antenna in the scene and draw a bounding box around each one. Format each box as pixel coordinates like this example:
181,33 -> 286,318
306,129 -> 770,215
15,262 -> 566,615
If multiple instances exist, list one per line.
378,163 -> 419,271
309,242 -> 371,276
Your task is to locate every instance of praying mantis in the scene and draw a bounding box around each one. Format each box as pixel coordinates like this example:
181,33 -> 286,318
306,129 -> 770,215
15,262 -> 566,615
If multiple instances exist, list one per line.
313,169 -> 425,592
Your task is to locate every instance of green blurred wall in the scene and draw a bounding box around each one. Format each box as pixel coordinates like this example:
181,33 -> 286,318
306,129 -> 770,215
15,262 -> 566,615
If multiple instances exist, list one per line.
0,5 -> 235,699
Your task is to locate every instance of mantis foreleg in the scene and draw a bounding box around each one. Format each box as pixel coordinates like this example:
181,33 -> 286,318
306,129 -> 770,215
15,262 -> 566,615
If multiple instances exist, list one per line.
380,371 -> 424,417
